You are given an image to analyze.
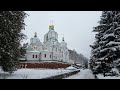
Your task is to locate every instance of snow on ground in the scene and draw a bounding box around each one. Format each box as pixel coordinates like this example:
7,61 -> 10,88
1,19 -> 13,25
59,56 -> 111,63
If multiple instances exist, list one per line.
64,69 -> 95,79
97,74 -> 120,79
0,68 -> 73,79
66,66 -> 77,70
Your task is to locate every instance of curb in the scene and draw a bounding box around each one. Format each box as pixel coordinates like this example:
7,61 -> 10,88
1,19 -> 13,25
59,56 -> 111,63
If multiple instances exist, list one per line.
42,70 -> 80,79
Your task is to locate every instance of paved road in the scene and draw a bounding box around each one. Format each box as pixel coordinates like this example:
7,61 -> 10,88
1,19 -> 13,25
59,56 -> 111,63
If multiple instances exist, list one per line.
64,69 -> 95,79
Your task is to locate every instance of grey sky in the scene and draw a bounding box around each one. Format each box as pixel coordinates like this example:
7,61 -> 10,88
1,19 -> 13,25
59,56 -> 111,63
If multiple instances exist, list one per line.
22,11 -> 102,59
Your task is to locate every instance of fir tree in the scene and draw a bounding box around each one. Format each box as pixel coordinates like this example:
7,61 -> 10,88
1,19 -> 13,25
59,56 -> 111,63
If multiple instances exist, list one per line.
20,43 -> 28,58
90,11 -> 120,76
0,11 -> 27,73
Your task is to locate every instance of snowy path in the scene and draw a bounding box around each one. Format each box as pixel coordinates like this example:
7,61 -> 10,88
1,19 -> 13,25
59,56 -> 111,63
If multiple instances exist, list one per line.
64,69 -> 95,79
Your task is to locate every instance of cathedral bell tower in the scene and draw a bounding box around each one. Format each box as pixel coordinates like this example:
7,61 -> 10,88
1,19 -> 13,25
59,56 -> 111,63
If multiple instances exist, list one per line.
44,20 -> 58,43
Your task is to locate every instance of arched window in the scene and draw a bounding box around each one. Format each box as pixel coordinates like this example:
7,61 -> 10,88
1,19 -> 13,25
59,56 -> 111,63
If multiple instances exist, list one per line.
36,55 -> 37,58
33,55 -> 34,58
45,54 -> 46,58
46,34 -> 48,41
66,52 -> 67,56
62,52 -> 63,57
56,48 -> 57,52
53,41 -> 54,44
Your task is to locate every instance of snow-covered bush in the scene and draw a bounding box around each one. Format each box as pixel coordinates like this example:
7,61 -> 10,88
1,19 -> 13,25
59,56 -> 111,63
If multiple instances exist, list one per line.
110,68 -> 119,76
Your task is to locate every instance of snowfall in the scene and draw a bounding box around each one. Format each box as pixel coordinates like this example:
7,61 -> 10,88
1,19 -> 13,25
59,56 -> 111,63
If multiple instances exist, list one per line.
0,66 -> 120,79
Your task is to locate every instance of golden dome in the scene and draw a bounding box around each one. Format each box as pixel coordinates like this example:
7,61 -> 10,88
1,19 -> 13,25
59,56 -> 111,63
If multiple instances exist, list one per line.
49,20 -> 54,30
49,25 -> 54,30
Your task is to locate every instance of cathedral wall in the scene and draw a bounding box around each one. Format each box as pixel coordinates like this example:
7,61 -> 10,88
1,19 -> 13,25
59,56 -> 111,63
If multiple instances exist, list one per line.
41,51 -> 52,61
27,52 -> 40,61
26,26 -> 70,63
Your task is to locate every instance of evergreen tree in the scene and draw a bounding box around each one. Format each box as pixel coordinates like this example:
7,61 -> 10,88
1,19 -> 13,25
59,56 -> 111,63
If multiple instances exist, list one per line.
19,43 -> 28,58
90,11 -> 120,76
0,11 -> 27,73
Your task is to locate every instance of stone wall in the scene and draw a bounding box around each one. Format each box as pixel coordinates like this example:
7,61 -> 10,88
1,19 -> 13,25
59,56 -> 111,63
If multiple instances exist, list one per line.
19,62 -> 70,69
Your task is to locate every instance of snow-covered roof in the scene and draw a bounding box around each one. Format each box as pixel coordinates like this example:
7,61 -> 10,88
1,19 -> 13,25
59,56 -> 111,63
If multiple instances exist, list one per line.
43,49 -> 50,52
19,58 -> 26,60
29,51 -> 40,53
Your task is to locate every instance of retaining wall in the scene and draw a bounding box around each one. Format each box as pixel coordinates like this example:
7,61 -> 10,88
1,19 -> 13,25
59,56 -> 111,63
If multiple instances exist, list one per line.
19,62 -> 70,69
42,70 -> 80,79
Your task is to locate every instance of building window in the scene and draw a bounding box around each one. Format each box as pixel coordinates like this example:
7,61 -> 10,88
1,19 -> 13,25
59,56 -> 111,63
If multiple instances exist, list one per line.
45,54 -> 46,58
50,55 -> 51,58
33,55 -> 34,58
62,52 -> 63,57
53,41 -> 54,44
66,52 -> 67,56
36,55 -> 37,58
56,48 -> 57,52
46,34 -> 48,41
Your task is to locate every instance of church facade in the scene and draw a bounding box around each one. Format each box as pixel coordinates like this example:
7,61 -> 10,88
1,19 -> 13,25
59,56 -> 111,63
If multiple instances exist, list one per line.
26,24 -> 70,63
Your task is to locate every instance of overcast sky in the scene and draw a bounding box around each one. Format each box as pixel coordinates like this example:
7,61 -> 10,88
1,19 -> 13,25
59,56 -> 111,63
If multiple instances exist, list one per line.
22,11 -> 102,59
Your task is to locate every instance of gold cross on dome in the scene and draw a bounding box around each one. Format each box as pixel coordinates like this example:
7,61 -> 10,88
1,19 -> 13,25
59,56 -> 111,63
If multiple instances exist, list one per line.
50,20 -> 54,26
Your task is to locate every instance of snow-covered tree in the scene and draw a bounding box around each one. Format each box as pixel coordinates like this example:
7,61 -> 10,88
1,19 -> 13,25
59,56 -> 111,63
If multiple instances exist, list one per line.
0,11 -> 27,73
68,49 -> 88,68
90,11 -> 120,76
20,43 -> 28,57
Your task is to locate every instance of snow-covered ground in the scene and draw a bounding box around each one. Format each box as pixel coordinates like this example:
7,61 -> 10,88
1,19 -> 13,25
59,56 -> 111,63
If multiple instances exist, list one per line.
66,66 -> 77,70
97,74 -> 120,79
0,66 -> 97,79
64,69 -> 95,79
0,68 -> 74,79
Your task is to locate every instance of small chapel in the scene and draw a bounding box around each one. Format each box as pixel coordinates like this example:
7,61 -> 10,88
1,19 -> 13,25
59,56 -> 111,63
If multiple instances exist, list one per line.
25,23 -> 70,63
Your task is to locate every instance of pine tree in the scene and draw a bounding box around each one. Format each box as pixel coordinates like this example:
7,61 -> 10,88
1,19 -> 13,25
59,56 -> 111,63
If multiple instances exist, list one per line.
0,11 -> 27,73
20,43 -> 28,58
90,11 -> 120,76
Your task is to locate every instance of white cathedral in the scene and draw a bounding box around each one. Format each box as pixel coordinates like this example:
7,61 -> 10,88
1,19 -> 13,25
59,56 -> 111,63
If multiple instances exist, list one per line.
26,23 -> 70,63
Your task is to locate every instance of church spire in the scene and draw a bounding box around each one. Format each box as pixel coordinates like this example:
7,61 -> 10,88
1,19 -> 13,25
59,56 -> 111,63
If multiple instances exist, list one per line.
62,37 -> 64,41
34,32 -> 37,37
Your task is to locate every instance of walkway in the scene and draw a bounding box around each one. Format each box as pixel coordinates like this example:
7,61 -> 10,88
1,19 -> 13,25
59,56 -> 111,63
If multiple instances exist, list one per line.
64,69 -> 95,79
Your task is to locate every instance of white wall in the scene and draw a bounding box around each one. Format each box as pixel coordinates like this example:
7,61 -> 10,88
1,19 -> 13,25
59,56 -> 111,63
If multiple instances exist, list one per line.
41,51 -> 52,61
27,52 -> 40,60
